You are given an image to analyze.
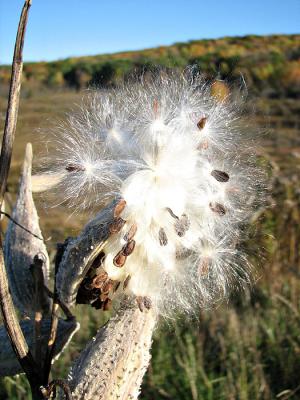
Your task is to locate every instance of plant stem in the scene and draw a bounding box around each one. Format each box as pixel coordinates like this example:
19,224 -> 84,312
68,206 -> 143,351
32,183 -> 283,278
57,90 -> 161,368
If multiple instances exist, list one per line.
0,1 -> 44,398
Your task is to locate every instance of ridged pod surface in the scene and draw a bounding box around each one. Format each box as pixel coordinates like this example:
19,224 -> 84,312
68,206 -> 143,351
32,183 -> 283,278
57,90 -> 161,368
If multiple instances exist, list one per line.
55,202 -> 114,307
4,143 -> 50,317
67,301 -> 156,400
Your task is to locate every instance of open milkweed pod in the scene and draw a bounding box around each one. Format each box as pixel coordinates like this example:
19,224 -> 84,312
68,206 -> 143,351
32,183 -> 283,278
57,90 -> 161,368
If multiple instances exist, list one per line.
39,69 -> 265,317
4,143 -> 50,317
67,300 -> 156,400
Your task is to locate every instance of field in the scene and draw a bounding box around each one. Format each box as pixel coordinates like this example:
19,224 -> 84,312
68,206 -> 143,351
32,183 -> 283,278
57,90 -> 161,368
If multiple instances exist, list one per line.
0,39 -> 300,399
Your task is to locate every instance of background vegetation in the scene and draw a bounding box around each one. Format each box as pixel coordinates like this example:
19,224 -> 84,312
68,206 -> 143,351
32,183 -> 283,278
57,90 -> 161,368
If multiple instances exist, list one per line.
1,34 -> 300,98
0,34 -> 299,399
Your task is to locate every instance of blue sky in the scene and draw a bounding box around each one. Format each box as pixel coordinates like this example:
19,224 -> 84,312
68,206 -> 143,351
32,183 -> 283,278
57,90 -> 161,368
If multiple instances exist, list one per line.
0,0 -> 299,65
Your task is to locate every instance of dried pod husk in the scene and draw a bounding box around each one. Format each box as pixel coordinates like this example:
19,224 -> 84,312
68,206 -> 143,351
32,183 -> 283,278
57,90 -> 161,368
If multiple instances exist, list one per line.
0,317 -> 79,377
67,300 -> 156,400
4,143 -> 50,317
56,202 -> 115,307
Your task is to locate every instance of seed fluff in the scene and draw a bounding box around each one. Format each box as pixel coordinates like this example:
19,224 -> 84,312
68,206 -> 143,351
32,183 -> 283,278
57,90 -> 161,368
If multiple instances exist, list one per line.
36,69 -> 264,316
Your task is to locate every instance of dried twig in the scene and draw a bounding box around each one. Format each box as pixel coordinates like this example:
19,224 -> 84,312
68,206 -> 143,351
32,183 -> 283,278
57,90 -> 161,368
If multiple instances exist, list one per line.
41,379 -> 73,400
0,1 -> 44,398
43,286 -> 74,321
30,255 -> 51,368
43,243 -> 67,383
0,0 -> 31,205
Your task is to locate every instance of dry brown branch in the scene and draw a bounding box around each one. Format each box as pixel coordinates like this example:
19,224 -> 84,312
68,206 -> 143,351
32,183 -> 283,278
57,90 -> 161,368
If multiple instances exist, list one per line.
0,1 -> 45,398
43,242 -> 68,383
0,0 -> 31,205
42,379 -> 73,400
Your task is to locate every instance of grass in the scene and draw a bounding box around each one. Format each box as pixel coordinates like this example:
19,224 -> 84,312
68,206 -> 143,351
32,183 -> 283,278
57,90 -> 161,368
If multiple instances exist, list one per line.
0,88 -> 299,399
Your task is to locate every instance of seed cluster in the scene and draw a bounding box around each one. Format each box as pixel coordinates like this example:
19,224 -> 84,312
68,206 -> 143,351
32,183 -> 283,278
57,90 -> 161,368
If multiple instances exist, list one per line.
40,69 -> 264,316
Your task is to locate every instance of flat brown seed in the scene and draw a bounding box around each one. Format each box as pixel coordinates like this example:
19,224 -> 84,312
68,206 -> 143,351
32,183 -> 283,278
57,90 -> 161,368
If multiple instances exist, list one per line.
102,279 -> 114,293
109,217 -> 126,234
175,214 -> 190,237
198,259 -> 210,276
122,240 -> 136,256
209,202 -> 226,216
181,214 -> 190,230
114,199 -> 127,218
136,296 -> 144,312
123,223 -> 137,242
159,227 -> 168,246
211,169 -> 230,182
100,292 -> 109,301
113,251 -> 127,267
143,297 -> 152,310
92,271 -> 109,289
165,207 -> 179,220
123,275 -> 131,289
66,163 -> 86,172
197,117 -> 207,130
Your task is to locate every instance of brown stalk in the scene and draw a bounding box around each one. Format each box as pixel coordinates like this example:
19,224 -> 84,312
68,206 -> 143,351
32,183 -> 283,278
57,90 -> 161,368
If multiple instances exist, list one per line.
0,0 -> 31,205
0,1 -> 44,398
41,379 -> 73,400
43,242 -> 66,383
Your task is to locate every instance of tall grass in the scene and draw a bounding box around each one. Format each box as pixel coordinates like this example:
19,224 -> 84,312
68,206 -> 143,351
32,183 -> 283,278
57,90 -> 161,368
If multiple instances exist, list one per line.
0,92 -> 299,400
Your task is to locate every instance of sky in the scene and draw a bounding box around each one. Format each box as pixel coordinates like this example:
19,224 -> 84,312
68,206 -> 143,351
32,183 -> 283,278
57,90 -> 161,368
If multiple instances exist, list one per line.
0,0 -> 299,65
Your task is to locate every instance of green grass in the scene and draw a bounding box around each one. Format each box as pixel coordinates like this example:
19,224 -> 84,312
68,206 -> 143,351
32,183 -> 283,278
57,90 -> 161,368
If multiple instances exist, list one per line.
0,88 -> 299,400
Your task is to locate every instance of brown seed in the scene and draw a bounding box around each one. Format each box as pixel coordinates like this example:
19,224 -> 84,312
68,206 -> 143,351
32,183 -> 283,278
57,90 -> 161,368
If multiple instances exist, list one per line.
65,163 -> 86,172
103,298 -> 112,311
175,214 -> 190,237
197,117 -> 207,130
109,217 -> 126,234
113,251 -> 127,267
159,228 -> 168,246
209,202 -> 226,216
123,275 -> 131,289
165,207 -> 179,220
143,297 -> 152,310
181,214 -> 190,230
122,240 -> 136,256
123,223 -> 137,242
198,258 -> 210,276
92,271 -> 108,289
102,279 -> 114,293
136,296 -> 144,312
176,246 -> 192,259
100,292 -> 109,301
114,199 -> 126,218
211,170 -> 230,182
